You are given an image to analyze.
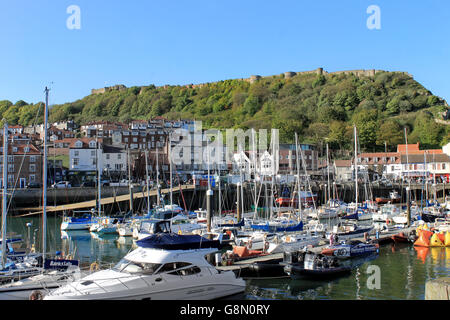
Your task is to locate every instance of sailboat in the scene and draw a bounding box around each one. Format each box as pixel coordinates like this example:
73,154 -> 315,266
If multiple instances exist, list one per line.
91,140 -> 124,235
0,122 -> 42,283
0,87 -> 81,299
341,126 -> 372,221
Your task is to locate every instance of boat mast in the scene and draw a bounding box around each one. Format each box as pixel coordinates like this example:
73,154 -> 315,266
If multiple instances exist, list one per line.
404,127 -> 410,190
354,125 -> 358,210
217,162 -> 221,217
42,87 -> 49,261
144,149 -> 150,214
326,142 -> 330,204
1,122 -> 8,268
295,133 -> 302,220
127,146 -> 133,214
424,151 -> 428,201
238,144 -> 244,219
206,144 -> 212,233
96,135 -> 101,216
252,129 -> 258,220
156,146 -> 160,207
169,135 -> 173,209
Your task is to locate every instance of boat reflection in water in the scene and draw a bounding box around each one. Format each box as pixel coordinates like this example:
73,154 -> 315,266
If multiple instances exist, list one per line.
245,253 -> 378,300
414,246 -> 450,265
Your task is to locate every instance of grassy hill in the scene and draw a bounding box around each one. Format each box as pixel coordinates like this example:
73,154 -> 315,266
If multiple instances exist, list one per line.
1,70 -> 449,153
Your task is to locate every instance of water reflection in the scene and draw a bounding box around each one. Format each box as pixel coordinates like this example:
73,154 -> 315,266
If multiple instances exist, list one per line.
414,246 -> 429,264
6,217 -> 450,300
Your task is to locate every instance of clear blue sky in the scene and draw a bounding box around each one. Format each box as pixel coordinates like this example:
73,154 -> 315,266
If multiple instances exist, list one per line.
0,0 -> 449,105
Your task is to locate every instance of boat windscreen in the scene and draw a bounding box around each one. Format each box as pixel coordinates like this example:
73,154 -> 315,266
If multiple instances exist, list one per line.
113,258 -> 162,275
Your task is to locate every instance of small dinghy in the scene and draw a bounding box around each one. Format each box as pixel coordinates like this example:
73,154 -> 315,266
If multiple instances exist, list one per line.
284,252 -> 352,280
239,258 -> 287,279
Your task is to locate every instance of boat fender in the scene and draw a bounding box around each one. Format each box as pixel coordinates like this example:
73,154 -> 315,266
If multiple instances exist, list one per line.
90,262 -> 100,272
264,241 -> 270,252
247,239 -> 252,249
29,290 -> 43,300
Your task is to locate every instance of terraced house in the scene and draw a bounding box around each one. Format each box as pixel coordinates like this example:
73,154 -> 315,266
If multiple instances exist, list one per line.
0,137 -> 42,188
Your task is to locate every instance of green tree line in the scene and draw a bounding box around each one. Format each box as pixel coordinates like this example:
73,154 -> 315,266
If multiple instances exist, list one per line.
1,71 -> 449,152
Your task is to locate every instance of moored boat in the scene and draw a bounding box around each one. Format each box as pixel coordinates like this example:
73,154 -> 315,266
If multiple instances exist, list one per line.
44,233 -> 246,300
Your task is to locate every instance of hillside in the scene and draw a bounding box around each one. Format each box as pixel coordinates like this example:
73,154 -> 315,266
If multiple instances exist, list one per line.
1,69 -> 449,153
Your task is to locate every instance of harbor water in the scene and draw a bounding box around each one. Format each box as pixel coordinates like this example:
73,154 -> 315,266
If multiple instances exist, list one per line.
7,216 -> 450,300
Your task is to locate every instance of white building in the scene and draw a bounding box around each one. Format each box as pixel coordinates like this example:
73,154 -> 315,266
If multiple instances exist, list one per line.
69,138 -> 127,173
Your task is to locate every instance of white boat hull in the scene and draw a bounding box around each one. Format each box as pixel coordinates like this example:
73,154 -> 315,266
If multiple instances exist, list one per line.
61,222 -> 91,231
44,269 -> 245,300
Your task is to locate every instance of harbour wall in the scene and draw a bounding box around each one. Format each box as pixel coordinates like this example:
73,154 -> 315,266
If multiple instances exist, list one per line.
10,182 -> 450,216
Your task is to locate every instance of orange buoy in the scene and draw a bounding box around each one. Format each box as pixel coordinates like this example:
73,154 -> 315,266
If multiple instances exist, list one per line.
414,229 -> 433,247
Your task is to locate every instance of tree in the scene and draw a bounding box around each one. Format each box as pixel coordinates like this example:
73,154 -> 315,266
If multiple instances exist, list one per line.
242,94 -> 261,116
353,109 -> 378,150
376,120 -> 404,150
305,123 -> 330,154
328,121 -> 351,150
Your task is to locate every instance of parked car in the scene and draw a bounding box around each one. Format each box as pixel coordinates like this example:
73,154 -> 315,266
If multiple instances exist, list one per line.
81,181 -> 96,188
26,182 -> 42,189
52,181 -> 71,189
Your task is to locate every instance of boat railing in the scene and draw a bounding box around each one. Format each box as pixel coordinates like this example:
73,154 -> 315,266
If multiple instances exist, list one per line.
67,265 -> 222,296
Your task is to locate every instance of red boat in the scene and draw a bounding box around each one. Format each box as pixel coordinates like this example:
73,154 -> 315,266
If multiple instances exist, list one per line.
391,232 -> 415,243
376,190 -> 401,204
275,192 -> 317,207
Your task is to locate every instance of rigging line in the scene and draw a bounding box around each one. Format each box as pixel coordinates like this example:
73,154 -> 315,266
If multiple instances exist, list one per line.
7,101 -> 43,213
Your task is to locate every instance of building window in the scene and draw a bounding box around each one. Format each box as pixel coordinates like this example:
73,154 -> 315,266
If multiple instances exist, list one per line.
7,174 -> 14,184
29,164 -> 36,172
117,154 -> 122,160
29,175 -> 35,182
74,151 -> 79,157
30,156 -> 36,163
8,164 -> 14,173
8,156 -> 13,163
24,147 -> 30,153
106,154 -> 110,160
73,158 -> 79,166
91,150 -> 96,157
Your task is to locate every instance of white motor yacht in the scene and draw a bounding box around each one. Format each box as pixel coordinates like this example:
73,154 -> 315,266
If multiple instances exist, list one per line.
44,234 -> 246,300
266,233 -> 320,254
372,204 -> 400,222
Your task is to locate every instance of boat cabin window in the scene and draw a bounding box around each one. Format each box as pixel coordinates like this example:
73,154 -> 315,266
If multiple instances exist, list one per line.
112,258 -> 162,275
140,221 -> 171,234
157,262 -> 202,276
158,262 -> 190,273
172,219 -> 189,225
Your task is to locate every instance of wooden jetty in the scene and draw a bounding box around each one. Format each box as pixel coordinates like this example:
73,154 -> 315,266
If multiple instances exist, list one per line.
19,184 -> 195,216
